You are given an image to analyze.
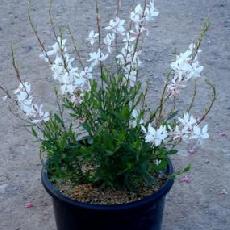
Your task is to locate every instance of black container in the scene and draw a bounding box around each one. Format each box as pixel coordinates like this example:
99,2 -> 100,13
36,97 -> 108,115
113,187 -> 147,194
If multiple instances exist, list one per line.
41,162 -> 174,230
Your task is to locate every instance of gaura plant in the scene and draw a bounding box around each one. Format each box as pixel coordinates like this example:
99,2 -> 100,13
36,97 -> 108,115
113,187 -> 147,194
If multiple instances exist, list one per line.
1,0 -> 215,202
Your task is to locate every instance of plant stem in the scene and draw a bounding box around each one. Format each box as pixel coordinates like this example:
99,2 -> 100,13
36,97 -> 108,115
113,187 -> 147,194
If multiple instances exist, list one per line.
197,79 -> 216,124
28,0 -> 52,65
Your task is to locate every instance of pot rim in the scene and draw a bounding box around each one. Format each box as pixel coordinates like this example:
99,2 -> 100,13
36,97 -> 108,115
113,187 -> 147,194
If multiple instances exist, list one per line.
41,160 -> 174,211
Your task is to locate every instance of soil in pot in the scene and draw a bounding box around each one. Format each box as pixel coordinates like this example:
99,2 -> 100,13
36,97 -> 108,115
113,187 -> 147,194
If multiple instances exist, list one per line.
55,177 -> 167,205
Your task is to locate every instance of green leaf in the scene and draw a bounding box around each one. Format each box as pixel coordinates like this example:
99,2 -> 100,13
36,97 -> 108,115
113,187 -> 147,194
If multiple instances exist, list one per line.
167,149 -> 178,155
31,127 -> 38,138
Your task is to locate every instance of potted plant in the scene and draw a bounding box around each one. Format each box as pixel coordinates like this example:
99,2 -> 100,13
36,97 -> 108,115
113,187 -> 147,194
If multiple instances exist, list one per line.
1,0 -> 215,229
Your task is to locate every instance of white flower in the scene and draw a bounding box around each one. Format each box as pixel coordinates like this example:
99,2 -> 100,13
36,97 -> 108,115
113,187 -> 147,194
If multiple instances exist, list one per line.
80,66 -> 93,79
178,113 -> 197,131
173,113 -> 209,143
145,1 -> 159,21
48,37 -> 67,56
130,4 -> 143,23
87,51 -> 100,66
14,82 -> 50,123
105,17 -> 126,35
145,124 -> 168,147
52,37 -> 66,53
60,83 -> 75,95
104,33 -> 115,53
119,45 -> 134,64
191,124 -> 209,141
87,49 -> 108,67
171,51 -> 192,80
131,109 -> 144,128
116,36 -> 141,88
173,125 -> 183,140
14,82 -> 31,94
116,53 -> 125,65
39,37 -> 66,61
123,33 -> 136,44
173,124 -> 192,141
98,52 -> 109,62
87,30 -> 99,45
41,38 -> 92,98
39,51 -> 50,63
51,56 -> 67,80
168,43 -> 204,96
189,62 -> 204,79
32,104 -> 50,123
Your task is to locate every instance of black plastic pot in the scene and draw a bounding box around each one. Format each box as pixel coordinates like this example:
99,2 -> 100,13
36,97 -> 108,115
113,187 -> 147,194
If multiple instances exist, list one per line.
41,162 -> 174,230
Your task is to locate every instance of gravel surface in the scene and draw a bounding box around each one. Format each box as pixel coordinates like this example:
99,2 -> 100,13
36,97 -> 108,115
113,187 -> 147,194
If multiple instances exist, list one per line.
0,0 -> 230,229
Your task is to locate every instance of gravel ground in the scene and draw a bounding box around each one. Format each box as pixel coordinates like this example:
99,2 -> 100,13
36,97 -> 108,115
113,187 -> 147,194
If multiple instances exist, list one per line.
0,0 -> 230,230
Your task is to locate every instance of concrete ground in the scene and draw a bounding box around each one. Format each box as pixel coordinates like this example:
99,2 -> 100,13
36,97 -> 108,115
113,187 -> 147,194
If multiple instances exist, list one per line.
0,0 -> 230,229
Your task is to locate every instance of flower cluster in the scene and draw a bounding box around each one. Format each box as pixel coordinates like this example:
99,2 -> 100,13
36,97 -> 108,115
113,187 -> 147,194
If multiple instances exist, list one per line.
143,124 -> 168,147
167,44 -> 204,96
86,31 -> 99,45
14,82 -> 50,123
12,0 -> 210,145
87,49 -> 108,67
3,0 -> 211,143
104,33 -> 115,53
105,17 -> 126,35
174,113 -> 209,142
140,112 -> 209,147
114,1 -> 159,86
41,37 -> 92,101
130,2 -> 159,28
